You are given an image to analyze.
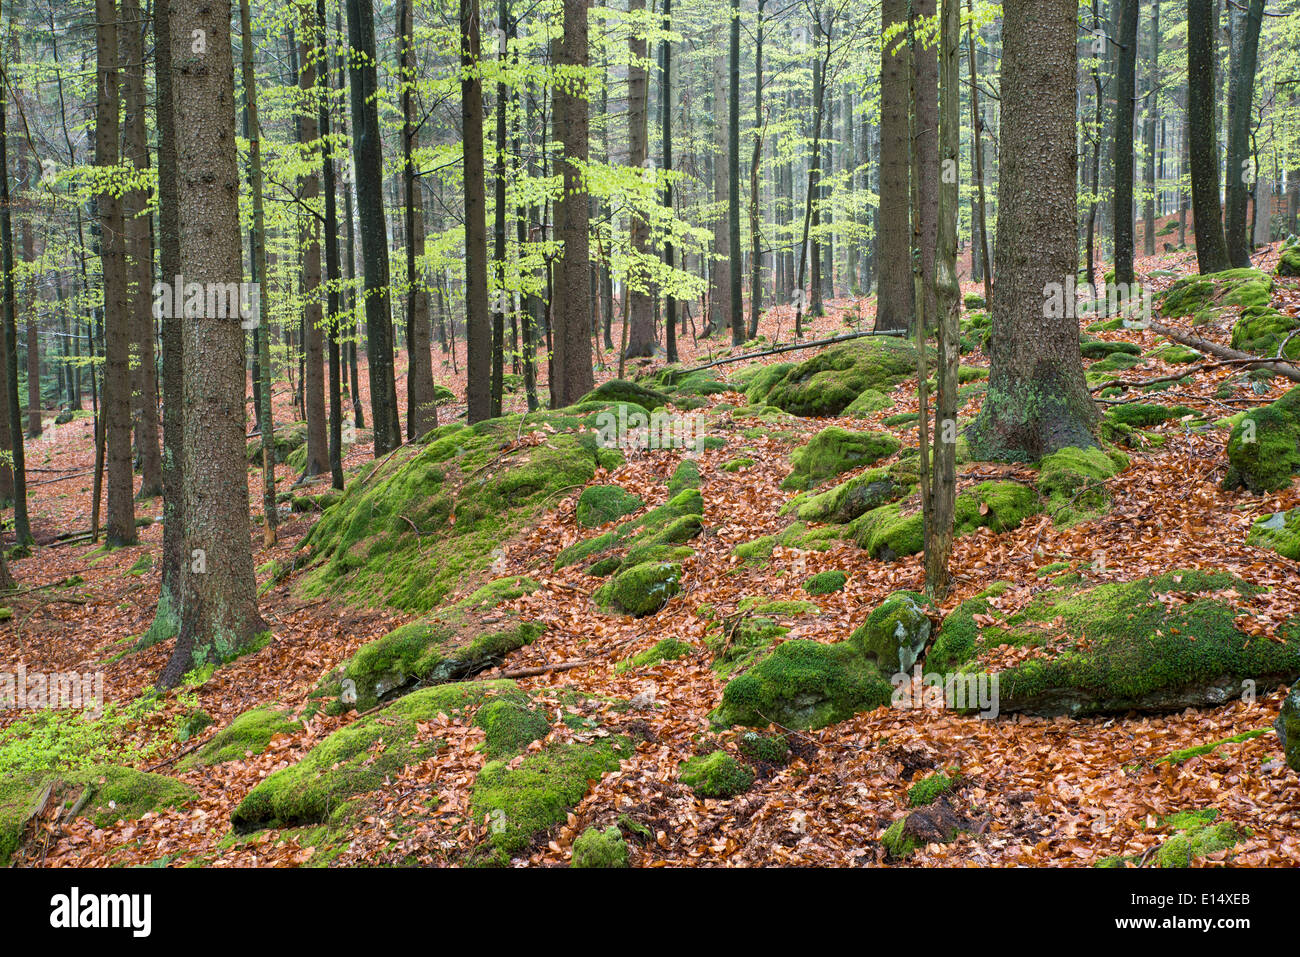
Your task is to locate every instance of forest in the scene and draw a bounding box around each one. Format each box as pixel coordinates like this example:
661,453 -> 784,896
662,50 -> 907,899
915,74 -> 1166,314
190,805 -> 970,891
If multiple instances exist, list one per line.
0,0 -> 1297,889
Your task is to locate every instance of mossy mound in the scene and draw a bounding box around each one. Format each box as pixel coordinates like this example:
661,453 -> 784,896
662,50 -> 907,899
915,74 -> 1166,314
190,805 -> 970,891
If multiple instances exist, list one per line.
880,800 -> 967,859
2,765 -> 195,865
180,705 -> 300,768
1154,810 -> 1247,868
233,680 -> 521,831
733,535 -> 777,562
843,388 -> 894,417
803,570 -> 847,595
678,751 -> 754,798
246,422 -> 308,465
1080,338 -> 1141,360
593,561 -> 683,617
577,379 -> 672,412
575,485 -> 644,527
706,615 -> 791,678
849,590 -> 937,675
1036,445 -> 1128,526
1148,343 -> 1201,365
1246,509 -> 1300,560
783,426 -> 900,490
555,488 -> 703,571
711,639 -> 894,730
1231,305 -> 1300,360
1223,387 -> 1300,493
1160,268 -> 1274,326
908,770 -> 960,807
736,731 -> 790,765
297,414 -> 608,612
786,465 -> 912,524
571,825 -> 629,867
615,637 -> 694,672
1104,403 -> 1193,430
667,459 -> 702,496
312,576 -> 544,713
475,696 -> 552,759
1275,685 -> 1300,772
1278,245 -> 1300,278
848,481 -> 1042,560
929,570 -> 1300,717
470,736 -> 631,855
747,338 -> 918,417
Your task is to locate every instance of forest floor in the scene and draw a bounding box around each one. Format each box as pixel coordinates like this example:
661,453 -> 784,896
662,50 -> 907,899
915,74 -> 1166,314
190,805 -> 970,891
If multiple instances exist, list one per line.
5,240 -> 1300,867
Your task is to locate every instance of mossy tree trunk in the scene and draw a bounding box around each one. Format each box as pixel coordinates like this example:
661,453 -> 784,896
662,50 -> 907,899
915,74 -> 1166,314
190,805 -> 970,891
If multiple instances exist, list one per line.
160,0 -> 266,689
967,0 -> 1098,462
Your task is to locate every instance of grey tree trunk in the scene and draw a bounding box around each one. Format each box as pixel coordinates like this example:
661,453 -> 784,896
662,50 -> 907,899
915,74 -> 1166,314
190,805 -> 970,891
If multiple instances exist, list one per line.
876,0 -> 910,331
462,0 -> 492,420
1188,0 -> 1230,273
626,0 -> 656,357
1224,0 -> 1264,268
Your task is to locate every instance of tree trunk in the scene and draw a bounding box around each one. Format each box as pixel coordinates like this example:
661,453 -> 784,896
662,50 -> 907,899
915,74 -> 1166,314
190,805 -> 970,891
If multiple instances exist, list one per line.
297,33 -> 329,478
551,0 -> 594,406
1142,0 -> 1160,257
160,0 -> 265,688
1224,0 -> 1264,268
345,0 -> 401,451
317,0 -> 344,490
967,0 -> 1098,461
912,0 -> 938,327
661,0 -> 677,363
728,0 -> 743,345
1112,0 -> 1138,286
709,48 -> 730,337
876,0 -> 910,331
625,0 -> 655,357
462,0 -> 491,421
96,0 -> 135,546
1188,0 -> 1230,273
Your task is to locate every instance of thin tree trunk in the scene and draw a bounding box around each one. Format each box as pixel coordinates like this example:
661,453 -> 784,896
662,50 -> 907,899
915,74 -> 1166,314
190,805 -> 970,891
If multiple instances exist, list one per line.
462,0 -> 492,420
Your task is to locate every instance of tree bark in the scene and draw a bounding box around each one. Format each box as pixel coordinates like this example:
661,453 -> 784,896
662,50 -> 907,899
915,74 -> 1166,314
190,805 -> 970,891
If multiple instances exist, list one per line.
298,32 -> 329,478
967,0 -> 1098,461
876,0 -> 910,331
1188,0 -> 1230,273
625,0 -> 655,357
1224,0 -> 1264,268
1112,0 -> 1138,286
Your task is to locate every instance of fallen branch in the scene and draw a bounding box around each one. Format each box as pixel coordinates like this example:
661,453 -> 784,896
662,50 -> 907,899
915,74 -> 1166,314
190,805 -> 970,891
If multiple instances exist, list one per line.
682,329 -> 907,373
495,659 -> 595,679
1146,319 -> 1300,383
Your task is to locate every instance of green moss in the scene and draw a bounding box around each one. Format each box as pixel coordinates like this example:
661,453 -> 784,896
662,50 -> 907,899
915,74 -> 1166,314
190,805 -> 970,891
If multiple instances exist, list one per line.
1105,403 -> 1194,429
850,590 -> 936,675
679,751 -> 754,798
1037,445 -> 1127,526
848,502 -> 925,559
1088,352 -> 1142,373
934,570 -> 1300,716
593,561 -> 683,617
777,521 -> 841,552
880,817 -> 921,858
722,457 -> 755,472
927,583 -> 1011,673
803,570 -> 847,595
571,826 -> 629,867
1148,344 -> 1202,365
736,597 -> 820,616
555,488 -> 703,570
849,481 -> 1040,561
577,379 -> 671,412
843,388 -> 895,416
175,709 -> 213,744
1155,729 -> 1267,766
908,770 -> 961,807
298,416 -> 604,612
740,362 -> 796,404
783,426 -> 900,490
733,535 -> 777,562
1155,817 -> 1246,868
791,467 -> 910,524
616,637 -> 694,672
247,422 -> 308,465
712,639 -> 894,730
736,731 -> 789,765
474,697 -> 552,759
470,736 -> 631,854
1080,338 -> 1142,359
1246,508 -> 1300,559
1278,246 -> 1300,277
750,338 -> 919,416
181,705 -> 301,768
667,458 -> 702,495
575,485 -> 644,527
706,616 -> 790,678
1276,686 -> 1300,771
1223,387 -> 1300,493
233,681 -> 518,831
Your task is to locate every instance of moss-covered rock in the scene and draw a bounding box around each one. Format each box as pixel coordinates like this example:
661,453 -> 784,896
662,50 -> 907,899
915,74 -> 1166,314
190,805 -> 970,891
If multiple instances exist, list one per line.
931,571 -> 1300,717
783,426 -> 900,490
706,616 -> 791,678
298,415 -> 606,612
908,769 -> 961,806
2,765 -> 195,865
575,485 -> 644,527
233,681 -> 520,831
1036,445 -> 1128,526
1161,268 -> 1274,328
667,459 -> 702,496
470,736 -> 631,855
1223,387 -> 1300,493
1275,685 -> 1300,772
843,388 -> 894,417
848,481 -> 1041,561
555,488 -> 703,570
577,379 -> 672,412
679,751 -> 754,798
593,561 -> 683,617
733,535 -> 777,562
1246,508 -> 1300,560
1278,246 -> 1300,278
711,639 -> 894,730
180,705 -> 300,768
803,570 -> 847,595
850,590 -> 937,675
1080,338 -> 1142,359
1104,403 -> 1194,430
615,637 -> 694,672
1154,810 -> 1247,868
748,338 -> 919,417
475,696 -> 552,759
571,825 -> 629,867
788,467 -> 911,524
736,731 -> 790,765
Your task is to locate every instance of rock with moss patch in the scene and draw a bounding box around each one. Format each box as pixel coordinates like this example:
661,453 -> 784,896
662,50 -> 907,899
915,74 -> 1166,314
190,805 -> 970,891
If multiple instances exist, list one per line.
233,681 -> 520,831
181,705 -> 301,768
849,481 -> 1041,561
667,458 -> 702,495
246,422 -> 308,465
1247,509 -> 1300,560
712,639 -> 893,730
908,769 -> 961,806
1154,810 -> 1246,867
593,561 -> 683,617
1036,445 -> 1128,526
556,489 -> 703,571
1276,687 -> 1300,772
577,379 -> 672,413
930,570 -> 1300,717
747,338 -> 918,416
475,697 -> 552,758
571,825 -> 629,867
880,799 -> 967,859
803,570 -> 847,595
575,485 -> 644,527
1224,387 -> 1300,493
783,427 -> 900,490
679,750 -> 754,798
850,590 -> 937,675
470,736 -> 631,855
843,389 -> 894,417
736,731 -> 789,765
616,637 -> 693,673
789,467 -> 911,524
